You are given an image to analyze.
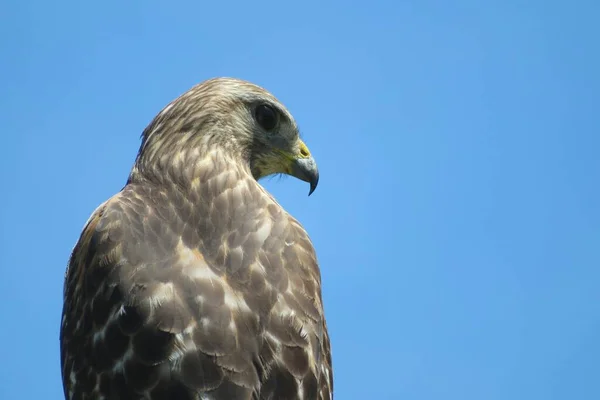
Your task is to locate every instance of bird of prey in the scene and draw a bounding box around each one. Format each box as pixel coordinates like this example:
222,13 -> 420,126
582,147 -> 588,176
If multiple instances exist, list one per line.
60,78 -> 333,400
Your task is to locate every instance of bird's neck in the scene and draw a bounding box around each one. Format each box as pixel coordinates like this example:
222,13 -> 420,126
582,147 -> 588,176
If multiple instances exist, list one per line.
127,148 -> 278,265
128,146 -> 260,203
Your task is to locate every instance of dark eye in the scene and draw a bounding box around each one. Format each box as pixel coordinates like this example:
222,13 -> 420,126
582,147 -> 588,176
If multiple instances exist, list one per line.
254,104 -> 278,131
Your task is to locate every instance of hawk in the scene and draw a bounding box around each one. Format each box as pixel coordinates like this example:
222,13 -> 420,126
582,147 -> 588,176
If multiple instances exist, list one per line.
60,78 -> 333,400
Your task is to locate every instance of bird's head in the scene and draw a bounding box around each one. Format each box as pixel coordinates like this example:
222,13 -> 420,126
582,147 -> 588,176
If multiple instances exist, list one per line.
132,77 -> 319,195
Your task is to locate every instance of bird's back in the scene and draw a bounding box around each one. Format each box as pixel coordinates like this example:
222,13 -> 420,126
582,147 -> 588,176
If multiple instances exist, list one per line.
61,178 -> 332,400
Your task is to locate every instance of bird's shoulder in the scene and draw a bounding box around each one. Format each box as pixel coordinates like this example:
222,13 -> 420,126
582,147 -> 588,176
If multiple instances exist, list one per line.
61,184 -> 224,399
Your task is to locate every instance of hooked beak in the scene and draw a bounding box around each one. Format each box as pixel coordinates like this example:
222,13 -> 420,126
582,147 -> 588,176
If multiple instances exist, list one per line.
282,139 -> 319,196
290,156 -> 319,196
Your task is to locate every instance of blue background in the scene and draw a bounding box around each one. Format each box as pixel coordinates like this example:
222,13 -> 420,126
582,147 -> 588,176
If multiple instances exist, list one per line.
2,0 -> 599,399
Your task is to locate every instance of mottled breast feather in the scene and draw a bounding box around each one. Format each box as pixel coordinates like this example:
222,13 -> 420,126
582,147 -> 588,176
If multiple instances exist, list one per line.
60,162 -> 333,399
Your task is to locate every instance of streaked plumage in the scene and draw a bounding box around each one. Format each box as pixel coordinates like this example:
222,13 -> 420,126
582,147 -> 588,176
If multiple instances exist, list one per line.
60,78 -> 333,399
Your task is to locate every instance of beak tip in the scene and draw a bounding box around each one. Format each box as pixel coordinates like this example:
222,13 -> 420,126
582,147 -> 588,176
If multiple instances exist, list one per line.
308,173 -> 319,196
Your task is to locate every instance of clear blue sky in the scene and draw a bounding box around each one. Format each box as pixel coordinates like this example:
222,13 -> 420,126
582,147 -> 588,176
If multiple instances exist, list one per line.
1,0 -> 599,399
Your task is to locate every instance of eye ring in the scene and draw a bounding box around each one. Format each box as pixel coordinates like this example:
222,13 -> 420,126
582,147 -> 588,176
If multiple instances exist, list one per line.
254,104 -> 278,131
